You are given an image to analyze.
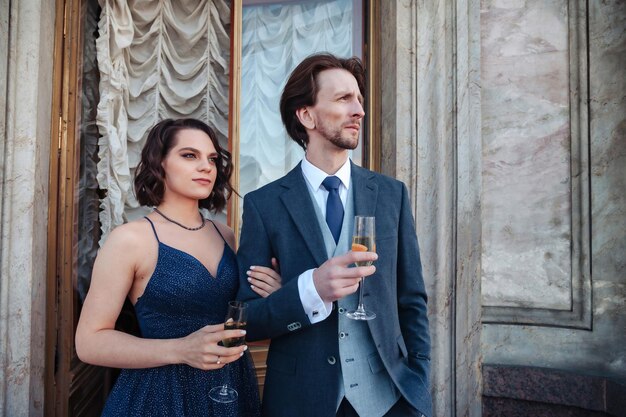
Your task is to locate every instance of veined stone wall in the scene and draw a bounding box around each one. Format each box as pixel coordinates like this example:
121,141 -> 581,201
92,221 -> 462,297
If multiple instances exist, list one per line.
0,0 -> 55,416
381,1 -> 482,416
382,0 -> 625,416
481,0 -> 626,382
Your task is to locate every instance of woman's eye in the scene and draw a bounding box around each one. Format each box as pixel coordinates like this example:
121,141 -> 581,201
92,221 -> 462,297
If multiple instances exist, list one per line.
208,157 -> 217,164
182,153 -> 196,159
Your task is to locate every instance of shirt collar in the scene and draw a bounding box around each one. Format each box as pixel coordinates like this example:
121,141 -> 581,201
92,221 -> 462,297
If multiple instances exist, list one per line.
301,156 -> 351,191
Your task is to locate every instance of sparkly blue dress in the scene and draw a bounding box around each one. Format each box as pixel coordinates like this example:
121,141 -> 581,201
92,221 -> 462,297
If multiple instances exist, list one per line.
101,218 -> 260,417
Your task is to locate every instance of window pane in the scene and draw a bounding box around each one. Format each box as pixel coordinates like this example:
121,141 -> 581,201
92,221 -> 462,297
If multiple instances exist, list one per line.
239,0 -> 364,214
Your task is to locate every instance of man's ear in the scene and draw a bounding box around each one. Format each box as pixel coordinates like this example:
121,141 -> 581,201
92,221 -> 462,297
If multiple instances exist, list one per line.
296,107 -> 315,130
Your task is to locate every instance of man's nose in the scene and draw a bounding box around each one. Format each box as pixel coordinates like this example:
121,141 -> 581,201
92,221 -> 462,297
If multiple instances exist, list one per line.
353,99 -> 365,118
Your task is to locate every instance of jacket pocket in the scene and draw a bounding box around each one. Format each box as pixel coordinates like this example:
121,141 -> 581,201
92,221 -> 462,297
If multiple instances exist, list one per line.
367,352 -> 385,374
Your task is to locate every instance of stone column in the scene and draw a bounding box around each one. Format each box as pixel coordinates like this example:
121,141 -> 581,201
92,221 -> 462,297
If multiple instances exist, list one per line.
380,1 -> 482,416
0,0 -> 55,415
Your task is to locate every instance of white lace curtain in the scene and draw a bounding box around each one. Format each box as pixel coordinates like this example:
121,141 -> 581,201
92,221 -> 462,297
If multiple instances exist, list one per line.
96,0 -> 230,244
238,0 -> 359,215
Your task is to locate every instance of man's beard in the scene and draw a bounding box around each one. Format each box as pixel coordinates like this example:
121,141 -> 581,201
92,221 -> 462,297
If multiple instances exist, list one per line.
318,121 -> 359,150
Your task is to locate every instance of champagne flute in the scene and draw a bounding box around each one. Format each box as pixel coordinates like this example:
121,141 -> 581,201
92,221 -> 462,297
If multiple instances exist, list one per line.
346,216 -> 377,320
209,301 -> 247,403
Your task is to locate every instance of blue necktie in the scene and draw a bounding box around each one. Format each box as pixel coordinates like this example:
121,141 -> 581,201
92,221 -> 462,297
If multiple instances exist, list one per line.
322,176 -> 344,243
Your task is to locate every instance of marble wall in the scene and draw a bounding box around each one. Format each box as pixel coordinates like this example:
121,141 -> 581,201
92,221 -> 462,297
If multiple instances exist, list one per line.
0,0 -> 56,416
482,0 -> 626,382
382,0 -> 625,415
481,0 -> 572,310
381,1 -> 482,416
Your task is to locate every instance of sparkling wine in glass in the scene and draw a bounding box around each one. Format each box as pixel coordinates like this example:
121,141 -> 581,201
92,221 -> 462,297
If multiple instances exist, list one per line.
346,216 -> 377,320
209,301 -> 247,403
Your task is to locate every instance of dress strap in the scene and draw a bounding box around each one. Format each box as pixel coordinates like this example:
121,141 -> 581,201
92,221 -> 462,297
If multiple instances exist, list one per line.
144,217 -> 160,243
208,220 -> 227,244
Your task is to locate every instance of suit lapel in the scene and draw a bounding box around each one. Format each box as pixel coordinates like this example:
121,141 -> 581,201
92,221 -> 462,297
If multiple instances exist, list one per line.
279,164 -> 328,266
352,162 -> 378,217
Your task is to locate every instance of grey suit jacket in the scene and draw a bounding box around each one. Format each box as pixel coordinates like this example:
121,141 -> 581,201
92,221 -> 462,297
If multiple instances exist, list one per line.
237,162 -> 432,417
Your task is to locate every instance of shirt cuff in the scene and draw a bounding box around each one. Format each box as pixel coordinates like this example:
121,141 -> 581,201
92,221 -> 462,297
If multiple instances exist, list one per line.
297,269 -> 333,323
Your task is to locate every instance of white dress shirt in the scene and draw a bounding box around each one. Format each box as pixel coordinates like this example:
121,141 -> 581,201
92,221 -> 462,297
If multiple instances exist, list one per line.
297,156 -> 351,323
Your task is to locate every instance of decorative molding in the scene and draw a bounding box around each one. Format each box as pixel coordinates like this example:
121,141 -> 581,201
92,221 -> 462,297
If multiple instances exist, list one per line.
482,0 -> 592,330
454,0 -> 483,414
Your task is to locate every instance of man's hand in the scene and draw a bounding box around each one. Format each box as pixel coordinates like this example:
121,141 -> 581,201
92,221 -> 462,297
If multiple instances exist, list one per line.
312,251 -> 377,303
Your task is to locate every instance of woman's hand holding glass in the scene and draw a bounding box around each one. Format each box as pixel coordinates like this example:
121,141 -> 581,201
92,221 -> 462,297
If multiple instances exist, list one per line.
209,301 -> 248,403
178,323 -> 247,371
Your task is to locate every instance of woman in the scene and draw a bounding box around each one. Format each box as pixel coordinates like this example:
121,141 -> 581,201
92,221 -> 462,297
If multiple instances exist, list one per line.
76,118 -> 280,416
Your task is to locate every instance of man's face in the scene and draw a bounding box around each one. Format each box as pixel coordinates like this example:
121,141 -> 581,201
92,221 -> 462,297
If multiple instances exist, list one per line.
306,68 -> 365,150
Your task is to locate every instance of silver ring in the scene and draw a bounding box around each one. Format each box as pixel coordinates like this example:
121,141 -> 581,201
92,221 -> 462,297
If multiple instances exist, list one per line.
216,356 -> 221,365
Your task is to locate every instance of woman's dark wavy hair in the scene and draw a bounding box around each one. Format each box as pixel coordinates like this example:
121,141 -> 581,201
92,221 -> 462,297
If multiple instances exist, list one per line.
279,53 -> 366,150
134,118 -> 234,213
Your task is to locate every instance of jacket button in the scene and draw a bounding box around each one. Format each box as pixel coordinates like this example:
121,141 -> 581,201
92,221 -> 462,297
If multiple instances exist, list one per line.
338,307 -> 346,314
327,356 -> 337,365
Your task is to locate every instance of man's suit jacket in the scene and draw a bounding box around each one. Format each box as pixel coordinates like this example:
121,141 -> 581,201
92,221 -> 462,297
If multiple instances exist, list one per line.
237,162 -> 432,417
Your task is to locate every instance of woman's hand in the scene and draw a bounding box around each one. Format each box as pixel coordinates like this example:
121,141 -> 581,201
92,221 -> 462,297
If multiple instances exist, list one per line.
178,324 -> 248,370
247,257 -> 282,298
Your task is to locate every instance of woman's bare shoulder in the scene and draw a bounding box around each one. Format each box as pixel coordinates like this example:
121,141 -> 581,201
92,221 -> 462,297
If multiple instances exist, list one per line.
101,218 -> 155,250
211,220 -> 236,250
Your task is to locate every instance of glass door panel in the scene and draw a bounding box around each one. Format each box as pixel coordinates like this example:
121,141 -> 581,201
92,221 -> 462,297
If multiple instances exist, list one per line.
237,0 -> 364,226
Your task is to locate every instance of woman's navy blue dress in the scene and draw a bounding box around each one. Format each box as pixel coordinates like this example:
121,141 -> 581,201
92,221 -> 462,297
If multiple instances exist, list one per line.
101,218 -> 260,416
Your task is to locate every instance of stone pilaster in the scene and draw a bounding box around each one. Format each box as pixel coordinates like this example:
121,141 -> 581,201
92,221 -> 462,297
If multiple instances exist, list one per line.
0,0 -> 55,415
380,1 -> 482,416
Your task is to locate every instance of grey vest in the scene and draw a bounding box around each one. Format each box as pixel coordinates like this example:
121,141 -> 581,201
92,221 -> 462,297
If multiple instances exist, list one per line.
308,183 -> 399,417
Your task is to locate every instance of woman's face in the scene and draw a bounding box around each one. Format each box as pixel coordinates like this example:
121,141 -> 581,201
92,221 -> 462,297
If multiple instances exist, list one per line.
160,128 -> 218,203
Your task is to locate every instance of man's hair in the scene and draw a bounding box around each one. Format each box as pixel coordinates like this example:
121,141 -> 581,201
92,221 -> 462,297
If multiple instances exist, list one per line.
279,53 -> 365,150
134,118 -> 234,213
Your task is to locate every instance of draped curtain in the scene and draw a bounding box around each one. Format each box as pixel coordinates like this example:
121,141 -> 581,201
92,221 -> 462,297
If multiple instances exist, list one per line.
95,0 -> 231,244
77,0 -> 102,300
239,0 -> 359,218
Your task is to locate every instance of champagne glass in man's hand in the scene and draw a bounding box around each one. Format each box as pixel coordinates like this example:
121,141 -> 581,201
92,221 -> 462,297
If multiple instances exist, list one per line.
346,216 -> 377,320
209,301 -> 247,403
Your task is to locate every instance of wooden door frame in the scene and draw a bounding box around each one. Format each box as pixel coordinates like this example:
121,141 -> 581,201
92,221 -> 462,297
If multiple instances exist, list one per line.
46,0 -> 108,415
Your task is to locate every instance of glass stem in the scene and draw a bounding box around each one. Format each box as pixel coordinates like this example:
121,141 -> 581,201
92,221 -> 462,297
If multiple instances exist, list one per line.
219,364 -> 229,394
357,277 -> 365,311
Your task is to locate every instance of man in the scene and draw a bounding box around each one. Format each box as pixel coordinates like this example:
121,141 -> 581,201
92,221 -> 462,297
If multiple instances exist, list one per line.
237,53 -> 431,417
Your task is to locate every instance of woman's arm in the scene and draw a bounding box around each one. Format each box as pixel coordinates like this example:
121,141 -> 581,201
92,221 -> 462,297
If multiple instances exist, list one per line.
214,221 -> 283,298
75,223 -> 247,370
